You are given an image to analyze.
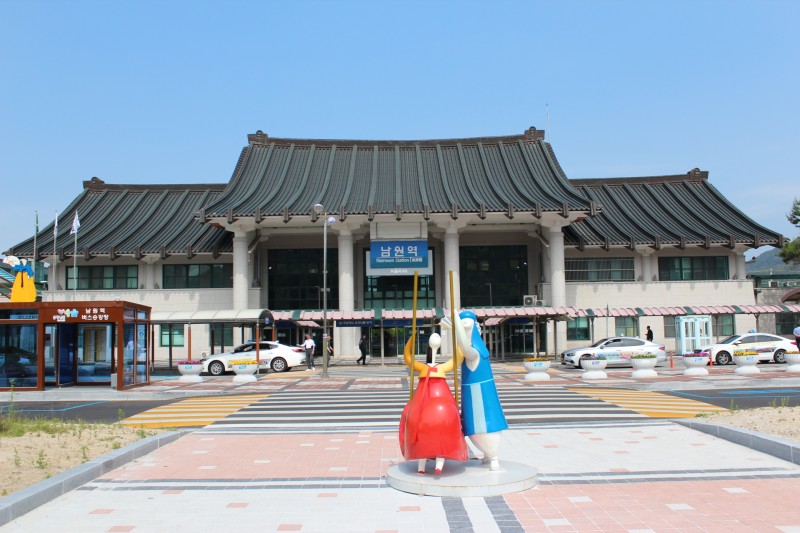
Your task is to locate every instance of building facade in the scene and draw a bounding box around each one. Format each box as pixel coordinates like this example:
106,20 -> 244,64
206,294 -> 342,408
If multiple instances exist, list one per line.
5,128 -> 794,363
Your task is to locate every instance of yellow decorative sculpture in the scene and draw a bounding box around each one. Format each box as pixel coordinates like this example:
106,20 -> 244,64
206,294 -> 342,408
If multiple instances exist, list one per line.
3,255 -> 37,302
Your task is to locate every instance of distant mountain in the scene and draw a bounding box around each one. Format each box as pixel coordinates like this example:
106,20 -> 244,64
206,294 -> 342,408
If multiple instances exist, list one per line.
747,247 -> 800,275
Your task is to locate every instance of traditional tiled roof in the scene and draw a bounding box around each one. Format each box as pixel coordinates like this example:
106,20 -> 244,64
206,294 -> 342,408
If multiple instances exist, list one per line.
4,131 -> 785,259
200,128 -> 595,220
566,170 -> 784,250
7,178 -> 232,259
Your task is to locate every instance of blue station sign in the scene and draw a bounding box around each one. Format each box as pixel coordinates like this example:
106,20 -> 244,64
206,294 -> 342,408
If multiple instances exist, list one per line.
369,240 -> 428,269
336,319 -> 375,328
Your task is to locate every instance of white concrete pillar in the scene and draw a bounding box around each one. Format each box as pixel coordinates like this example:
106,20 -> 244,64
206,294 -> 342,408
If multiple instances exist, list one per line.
443,228 -> 461,311
232,230 -> 250,310
547,224 -> 567,356
336,228 -> 356,357
637,247 -> 654,283
547,226 -> 566,308
734,252 -> 747,281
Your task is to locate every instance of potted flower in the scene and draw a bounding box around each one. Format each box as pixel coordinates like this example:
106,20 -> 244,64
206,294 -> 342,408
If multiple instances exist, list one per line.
681,352 -> 710,376
732,350 -> 760,375
630,353 -> 658,378
580,354 -> 607,379
230,359 -> 259,382
177,360 -> 204,382
785,350 -> 800,373
523,357 -> 551,381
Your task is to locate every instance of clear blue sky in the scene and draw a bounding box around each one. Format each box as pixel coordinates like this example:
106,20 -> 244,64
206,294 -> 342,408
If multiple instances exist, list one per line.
2,0 -> 798,256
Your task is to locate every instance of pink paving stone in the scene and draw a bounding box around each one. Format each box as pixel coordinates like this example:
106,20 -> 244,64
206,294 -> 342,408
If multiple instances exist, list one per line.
226,503 -> 249,508
398,506 -> 420,512
89,509 -> 114,515
318,493 -> 338,498
107,527 -> 135,532
276,525 -> 302,531
162,490 -> 183,494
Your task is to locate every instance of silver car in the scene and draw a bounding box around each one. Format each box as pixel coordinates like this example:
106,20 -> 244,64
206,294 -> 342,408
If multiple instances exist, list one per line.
561,337 -> 667,368
201,341 -> 306,375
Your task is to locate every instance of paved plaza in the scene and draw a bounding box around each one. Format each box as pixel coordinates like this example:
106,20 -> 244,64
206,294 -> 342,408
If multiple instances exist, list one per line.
2,362 -> 800,532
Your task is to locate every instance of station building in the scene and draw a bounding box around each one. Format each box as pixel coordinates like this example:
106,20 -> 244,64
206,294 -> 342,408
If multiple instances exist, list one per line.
4,127 -> 796,370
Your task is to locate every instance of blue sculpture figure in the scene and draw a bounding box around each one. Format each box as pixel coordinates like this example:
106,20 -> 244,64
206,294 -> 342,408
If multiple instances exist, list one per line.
453,309 -> 508,471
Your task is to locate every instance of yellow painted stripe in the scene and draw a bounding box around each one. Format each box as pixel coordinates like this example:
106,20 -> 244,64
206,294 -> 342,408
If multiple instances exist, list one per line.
568,388 -> 727,418
123,394 -> 269,428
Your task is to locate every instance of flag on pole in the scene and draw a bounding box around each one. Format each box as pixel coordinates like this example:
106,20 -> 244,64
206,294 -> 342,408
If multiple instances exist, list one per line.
54,211 -> 58,238
70,212 -> 80,235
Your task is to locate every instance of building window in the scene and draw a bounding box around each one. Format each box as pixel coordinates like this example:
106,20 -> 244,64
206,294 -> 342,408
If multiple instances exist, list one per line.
567,317 -> 590,341
615,317 -> 636,337
268,249 -> 338,310
159,324 -> 185,347
658,256 -> 728,281
460,246 -> 528,307
364,275 -> 435,311
565,258 -> 635,282
65,265 -> 138,290
210,323 -> 234,347
162,264 -> 232,289
662,317 -> 676,338
712,314 -> 735,337
777,313 -> 799,335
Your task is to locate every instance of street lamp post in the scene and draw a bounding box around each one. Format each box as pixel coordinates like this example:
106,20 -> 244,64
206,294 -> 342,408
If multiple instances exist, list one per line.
486,282 -> 493,306
314,204 -> 336,378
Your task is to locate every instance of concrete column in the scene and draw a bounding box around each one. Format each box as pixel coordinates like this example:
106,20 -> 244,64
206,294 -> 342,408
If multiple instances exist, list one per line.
637,247 -> 654,283
734,252 -> 747,281
547,224 -> 567,356
443,228 -> 461,311
232,230 -> 250,310
337,228 -> 356,357
547,226 -> 566,308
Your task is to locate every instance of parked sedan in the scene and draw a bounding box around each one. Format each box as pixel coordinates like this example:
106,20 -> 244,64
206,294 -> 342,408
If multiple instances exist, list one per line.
561,337 -> 667,368
696,333 -> 797,365
201,341 -> 306,375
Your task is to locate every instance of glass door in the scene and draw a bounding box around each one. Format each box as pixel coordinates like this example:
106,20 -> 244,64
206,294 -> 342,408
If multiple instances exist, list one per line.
57,324 -> 77,386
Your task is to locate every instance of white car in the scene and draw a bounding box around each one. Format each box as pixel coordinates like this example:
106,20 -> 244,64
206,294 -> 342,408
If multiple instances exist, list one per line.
201,341 -> 306,375
561,337 -> 667,368
696,333 -> 797,365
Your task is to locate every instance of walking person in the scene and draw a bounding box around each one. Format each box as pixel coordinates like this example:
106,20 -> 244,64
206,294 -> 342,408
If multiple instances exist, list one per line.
302,333 -> 316,371
357,334 -> 368,365
646,326 -> 654,342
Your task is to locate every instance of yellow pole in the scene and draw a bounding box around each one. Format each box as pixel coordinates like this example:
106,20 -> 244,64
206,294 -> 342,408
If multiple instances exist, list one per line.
449,271 -> 459,405
409,272 -> 419,400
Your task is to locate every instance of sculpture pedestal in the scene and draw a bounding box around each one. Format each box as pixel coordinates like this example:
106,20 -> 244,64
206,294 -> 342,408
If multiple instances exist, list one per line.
386,459 -> 537,497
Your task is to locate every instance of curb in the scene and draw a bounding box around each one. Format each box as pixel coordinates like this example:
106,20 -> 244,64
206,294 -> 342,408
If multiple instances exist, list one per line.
0,428 -> 192,527
674,419 -> 800,466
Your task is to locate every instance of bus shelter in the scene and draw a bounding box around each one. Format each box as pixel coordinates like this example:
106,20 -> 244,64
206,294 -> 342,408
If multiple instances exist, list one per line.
0,300 -> 151,391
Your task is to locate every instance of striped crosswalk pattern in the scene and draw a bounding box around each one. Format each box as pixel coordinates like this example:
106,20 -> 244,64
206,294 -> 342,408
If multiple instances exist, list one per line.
122,394 -> 269,428
569,388 -> 728,418
202,387 -> 646,433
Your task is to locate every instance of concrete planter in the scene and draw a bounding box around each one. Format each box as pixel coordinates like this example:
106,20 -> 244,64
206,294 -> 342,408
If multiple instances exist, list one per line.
580,358 -> 607,380
733,354 -> 760,375
177,363 -> 203,383
630,357 -> 658,378
682,355 -> 709,376
523,360 -> 551,381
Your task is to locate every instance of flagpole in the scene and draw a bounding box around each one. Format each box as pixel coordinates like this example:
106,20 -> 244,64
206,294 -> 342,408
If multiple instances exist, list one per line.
33,211 -> 38,281
73,228 -> 77,300
71,211 -> 79,300
53,210 -> 58,293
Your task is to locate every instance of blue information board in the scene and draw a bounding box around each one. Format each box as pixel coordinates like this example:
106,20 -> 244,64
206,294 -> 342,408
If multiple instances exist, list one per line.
369,240 -> 428,269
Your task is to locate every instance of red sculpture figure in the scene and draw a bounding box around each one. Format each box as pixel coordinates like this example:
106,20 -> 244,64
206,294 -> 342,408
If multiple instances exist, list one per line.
398,332 -> 467,474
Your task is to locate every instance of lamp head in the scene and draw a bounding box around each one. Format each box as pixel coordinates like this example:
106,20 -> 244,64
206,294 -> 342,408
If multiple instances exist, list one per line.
313,203 -> 324,215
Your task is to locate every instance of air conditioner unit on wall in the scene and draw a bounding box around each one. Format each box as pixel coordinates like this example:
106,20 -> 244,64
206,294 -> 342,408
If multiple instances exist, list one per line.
523,295 -> 537,306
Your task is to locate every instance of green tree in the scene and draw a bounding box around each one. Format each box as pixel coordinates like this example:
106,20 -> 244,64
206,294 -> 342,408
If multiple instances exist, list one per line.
779,198 -> 800,265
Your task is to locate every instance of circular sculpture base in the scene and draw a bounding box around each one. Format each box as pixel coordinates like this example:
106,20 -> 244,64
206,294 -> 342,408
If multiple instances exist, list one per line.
386,459 -> 537,497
